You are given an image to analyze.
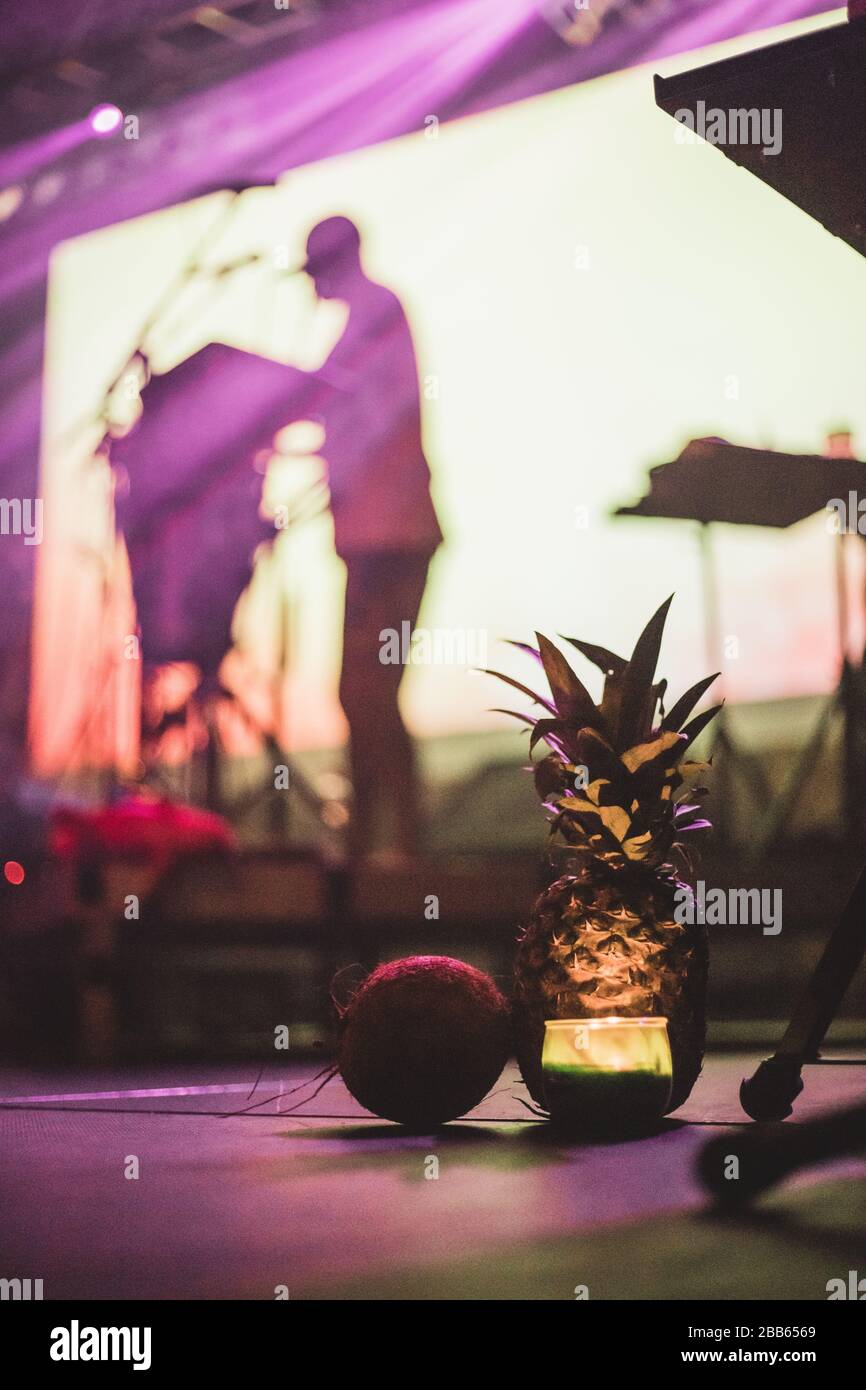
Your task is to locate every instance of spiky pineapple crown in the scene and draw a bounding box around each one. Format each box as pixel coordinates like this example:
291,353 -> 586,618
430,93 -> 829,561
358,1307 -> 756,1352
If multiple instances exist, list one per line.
488,596 -> 722,873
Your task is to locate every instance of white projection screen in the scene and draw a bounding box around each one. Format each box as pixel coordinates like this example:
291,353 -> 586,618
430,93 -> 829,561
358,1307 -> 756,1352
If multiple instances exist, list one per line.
34,11 -> 866,775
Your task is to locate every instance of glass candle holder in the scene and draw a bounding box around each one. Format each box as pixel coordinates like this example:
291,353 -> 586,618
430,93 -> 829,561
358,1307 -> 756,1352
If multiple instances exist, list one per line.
542,1017 -> 673,1133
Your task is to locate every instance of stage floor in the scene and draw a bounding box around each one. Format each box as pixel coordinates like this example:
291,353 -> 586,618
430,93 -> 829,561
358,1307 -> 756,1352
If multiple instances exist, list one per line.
1,1054 -> 864,1300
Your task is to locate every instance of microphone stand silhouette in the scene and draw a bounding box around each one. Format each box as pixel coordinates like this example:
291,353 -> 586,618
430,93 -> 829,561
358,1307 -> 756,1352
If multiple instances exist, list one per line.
739,861 -> 866,1122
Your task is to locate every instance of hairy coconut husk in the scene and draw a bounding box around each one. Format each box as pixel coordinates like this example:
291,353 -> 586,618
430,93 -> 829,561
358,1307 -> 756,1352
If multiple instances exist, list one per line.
338,955 -> 512,1130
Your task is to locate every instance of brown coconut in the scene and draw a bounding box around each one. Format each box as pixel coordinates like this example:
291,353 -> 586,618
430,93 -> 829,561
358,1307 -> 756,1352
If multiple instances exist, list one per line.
337,955 -> 512,1130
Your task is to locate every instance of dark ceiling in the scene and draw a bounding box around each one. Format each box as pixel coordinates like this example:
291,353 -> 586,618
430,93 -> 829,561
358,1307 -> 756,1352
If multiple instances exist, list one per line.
0,0 -> 426,146
0,0 -> 355,76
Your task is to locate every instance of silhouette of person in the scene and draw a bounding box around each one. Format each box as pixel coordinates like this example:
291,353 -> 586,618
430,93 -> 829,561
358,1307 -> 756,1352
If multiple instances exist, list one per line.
302,216 -> 442,859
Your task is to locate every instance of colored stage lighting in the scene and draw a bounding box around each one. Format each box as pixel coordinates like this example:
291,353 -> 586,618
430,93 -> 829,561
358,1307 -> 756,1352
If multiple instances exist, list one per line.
89,104 -> 123,136
0,185 -> 24,221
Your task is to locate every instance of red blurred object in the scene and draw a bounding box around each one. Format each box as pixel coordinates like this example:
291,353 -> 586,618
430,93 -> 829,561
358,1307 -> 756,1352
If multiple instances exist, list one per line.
3,860 -> 25,885
49,797 -> 236,871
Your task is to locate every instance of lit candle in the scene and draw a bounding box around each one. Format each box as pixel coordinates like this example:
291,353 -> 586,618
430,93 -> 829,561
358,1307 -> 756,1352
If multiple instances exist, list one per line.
541,1017 -> 673,1134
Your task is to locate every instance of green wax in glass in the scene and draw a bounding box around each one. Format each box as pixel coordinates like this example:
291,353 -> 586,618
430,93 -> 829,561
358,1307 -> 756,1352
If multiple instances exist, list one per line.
542,1063 -> 672,1132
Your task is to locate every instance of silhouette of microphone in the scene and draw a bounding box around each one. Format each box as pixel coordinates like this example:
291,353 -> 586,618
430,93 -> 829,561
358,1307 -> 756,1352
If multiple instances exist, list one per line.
193,251 -> 304,278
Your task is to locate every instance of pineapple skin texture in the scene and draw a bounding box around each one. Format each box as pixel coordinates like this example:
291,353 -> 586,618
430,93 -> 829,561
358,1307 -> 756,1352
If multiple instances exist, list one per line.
513,867 -> 708,1114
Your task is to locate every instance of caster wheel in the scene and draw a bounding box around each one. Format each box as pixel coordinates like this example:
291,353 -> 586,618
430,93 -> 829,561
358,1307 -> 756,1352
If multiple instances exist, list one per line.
740,1056 -> 803,1121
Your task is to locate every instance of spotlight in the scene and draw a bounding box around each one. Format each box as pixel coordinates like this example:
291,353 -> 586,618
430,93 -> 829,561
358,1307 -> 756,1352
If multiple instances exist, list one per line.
0,185 -> 24,222
89,103 -> 123,136
3,861 -> 25,886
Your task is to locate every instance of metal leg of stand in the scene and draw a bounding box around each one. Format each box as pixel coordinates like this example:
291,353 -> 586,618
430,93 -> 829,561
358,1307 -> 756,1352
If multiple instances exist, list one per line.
699,524 -> 731,842
203,703 -> 222,814
740,860 -> 866,1119
742,536 -> 854,861
750,685 -> 841,863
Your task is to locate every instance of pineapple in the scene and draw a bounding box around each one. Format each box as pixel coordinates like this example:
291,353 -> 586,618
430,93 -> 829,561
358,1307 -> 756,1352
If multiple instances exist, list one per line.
489,596 -> 721,1114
